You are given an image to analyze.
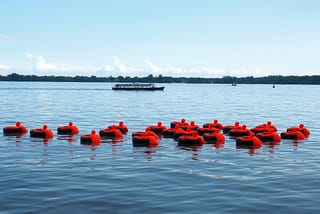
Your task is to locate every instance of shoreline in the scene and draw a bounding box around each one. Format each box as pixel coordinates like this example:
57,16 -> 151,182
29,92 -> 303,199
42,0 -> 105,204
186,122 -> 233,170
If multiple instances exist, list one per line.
1,73 -> 320,85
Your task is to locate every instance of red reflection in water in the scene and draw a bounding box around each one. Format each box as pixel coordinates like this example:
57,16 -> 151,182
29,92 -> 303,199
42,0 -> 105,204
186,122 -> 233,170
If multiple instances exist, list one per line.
132,144 -> 158,161
144,150 -> 156,161
179,146 -> 202,160
31,137 -> 53,145
133,144 -> 158,149
4,134 -> 27,143
90,146 -> 98,160
101,136 -> 124,144
264,141 -> 281,153
248,148 -> 260,156
293,141 -> 303,150
81,141 -> 101,147
80,143 -> 100,160
192,153 -> 199,161
213,142 -> 225,149
180,145 -> 202,152
266,141 -> 281,148
14,133 -> 27,138
144,150 -> 156,155
92,141 -> 100,147
236,145 -> 261,156
57,135 -> 77,143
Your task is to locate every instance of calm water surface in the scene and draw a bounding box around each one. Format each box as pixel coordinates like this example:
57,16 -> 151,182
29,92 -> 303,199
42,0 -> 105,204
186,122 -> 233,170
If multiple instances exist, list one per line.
0,82 -> 319,213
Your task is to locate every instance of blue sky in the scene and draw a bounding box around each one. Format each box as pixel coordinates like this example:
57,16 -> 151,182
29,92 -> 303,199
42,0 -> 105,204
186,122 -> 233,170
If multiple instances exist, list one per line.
0,0 -> 319,77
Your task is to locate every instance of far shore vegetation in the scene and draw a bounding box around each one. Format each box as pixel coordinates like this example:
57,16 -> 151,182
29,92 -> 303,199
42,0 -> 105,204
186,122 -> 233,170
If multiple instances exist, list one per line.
1,73 -> 320,84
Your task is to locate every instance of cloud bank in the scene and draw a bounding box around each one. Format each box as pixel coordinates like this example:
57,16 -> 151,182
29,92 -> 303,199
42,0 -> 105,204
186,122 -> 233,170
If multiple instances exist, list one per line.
0,64 -> 12,75
0,53 -> 283,77
0,64 -> 11,71
25,53 -> 100,76
103,56 -> 263,78
103,56 -> 140,76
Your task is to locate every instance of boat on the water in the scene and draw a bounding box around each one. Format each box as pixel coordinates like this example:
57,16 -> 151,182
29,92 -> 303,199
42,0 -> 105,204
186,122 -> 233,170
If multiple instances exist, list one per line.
112,83 -> 165,91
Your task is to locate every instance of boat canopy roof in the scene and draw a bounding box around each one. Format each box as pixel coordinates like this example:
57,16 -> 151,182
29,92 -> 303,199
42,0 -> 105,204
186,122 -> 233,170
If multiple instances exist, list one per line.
114,83 -> 155,88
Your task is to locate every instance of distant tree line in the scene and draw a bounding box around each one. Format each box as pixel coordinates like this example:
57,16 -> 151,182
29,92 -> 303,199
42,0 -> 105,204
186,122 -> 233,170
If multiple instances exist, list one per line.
0,73 -> 320,84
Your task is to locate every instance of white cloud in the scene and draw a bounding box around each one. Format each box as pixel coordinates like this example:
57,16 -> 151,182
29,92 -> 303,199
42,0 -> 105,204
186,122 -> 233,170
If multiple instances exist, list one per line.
0,64 -> 13,75
102,56 -> 267,78
0,64 -> 11,71
20,54 -> 284,77
26,53 -> 55,71
143,60 -> 264,78
25,53 -> 99,76
104,65 -> 112,72
144,60 -> 162,74
113,56 -> 128,73
0,64 -> 12,75
227,67 -> 263,77
104,56 -> 140,76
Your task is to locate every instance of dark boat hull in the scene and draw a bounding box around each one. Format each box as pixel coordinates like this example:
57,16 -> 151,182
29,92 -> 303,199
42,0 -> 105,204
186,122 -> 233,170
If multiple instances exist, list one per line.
112,87 -> 165,91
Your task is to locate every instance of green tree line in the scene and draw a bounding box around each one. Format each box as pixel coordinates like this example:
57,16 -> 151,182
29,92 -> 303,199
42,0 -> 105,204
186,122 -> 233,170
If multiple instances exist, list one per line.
1,73 -> 320,84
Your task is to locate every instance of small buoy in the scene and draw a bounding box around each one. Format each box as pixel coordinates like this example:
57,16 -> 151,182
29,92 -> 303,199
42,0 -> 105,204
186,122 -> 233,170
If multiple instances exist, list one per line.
250,122 -> 277,134
256,131 -> 281,142
108,121 -> 128,134
236,134 -> 263,148
203,119 -> 223,130
3,121 -> 28,136
132,131 -> 158,147
57,121 -> 79,135
30,124 -> 54,138
170,118 -> 189,129
163,124 -> 183,138
188,121 -> 200,131
146,122 -> 167,134
286,124 -> 310,137
266,121 -> 278,132
177,132 -> 205,146
280,131 -> 305,140
80,130 -> 101,145
173,127 -> 194,140
229,125 -> 251,137
222,121 -> 240,133
203,129 -> 225,143
197,124 -> 218,135
99,125 -> 123,138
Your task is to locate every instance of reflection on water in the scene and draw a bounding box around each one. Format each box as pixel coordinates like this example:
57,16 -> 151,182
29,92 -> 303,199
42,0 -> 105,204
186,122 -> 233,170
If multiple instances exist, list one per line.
100,136 -> 124,144
30,137 -> 54,145
57,135 -> 78,143
143,150 -> 156,161
90,146 -> 97,160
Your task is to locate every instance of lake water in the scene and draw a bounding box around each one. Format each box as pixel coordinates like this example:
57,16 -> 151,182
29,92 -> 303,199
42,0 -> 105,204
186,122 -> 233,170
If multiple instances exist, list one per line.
0,81 -> 319,213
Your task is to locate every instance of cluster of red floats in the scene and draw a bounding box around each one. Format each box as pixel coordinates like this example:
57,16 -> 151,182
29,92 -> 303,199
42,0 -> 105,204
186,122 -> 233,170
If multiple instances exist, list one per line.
132,119 -> 310,148
3,119 -> 310,148
2,121 -> 128,146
